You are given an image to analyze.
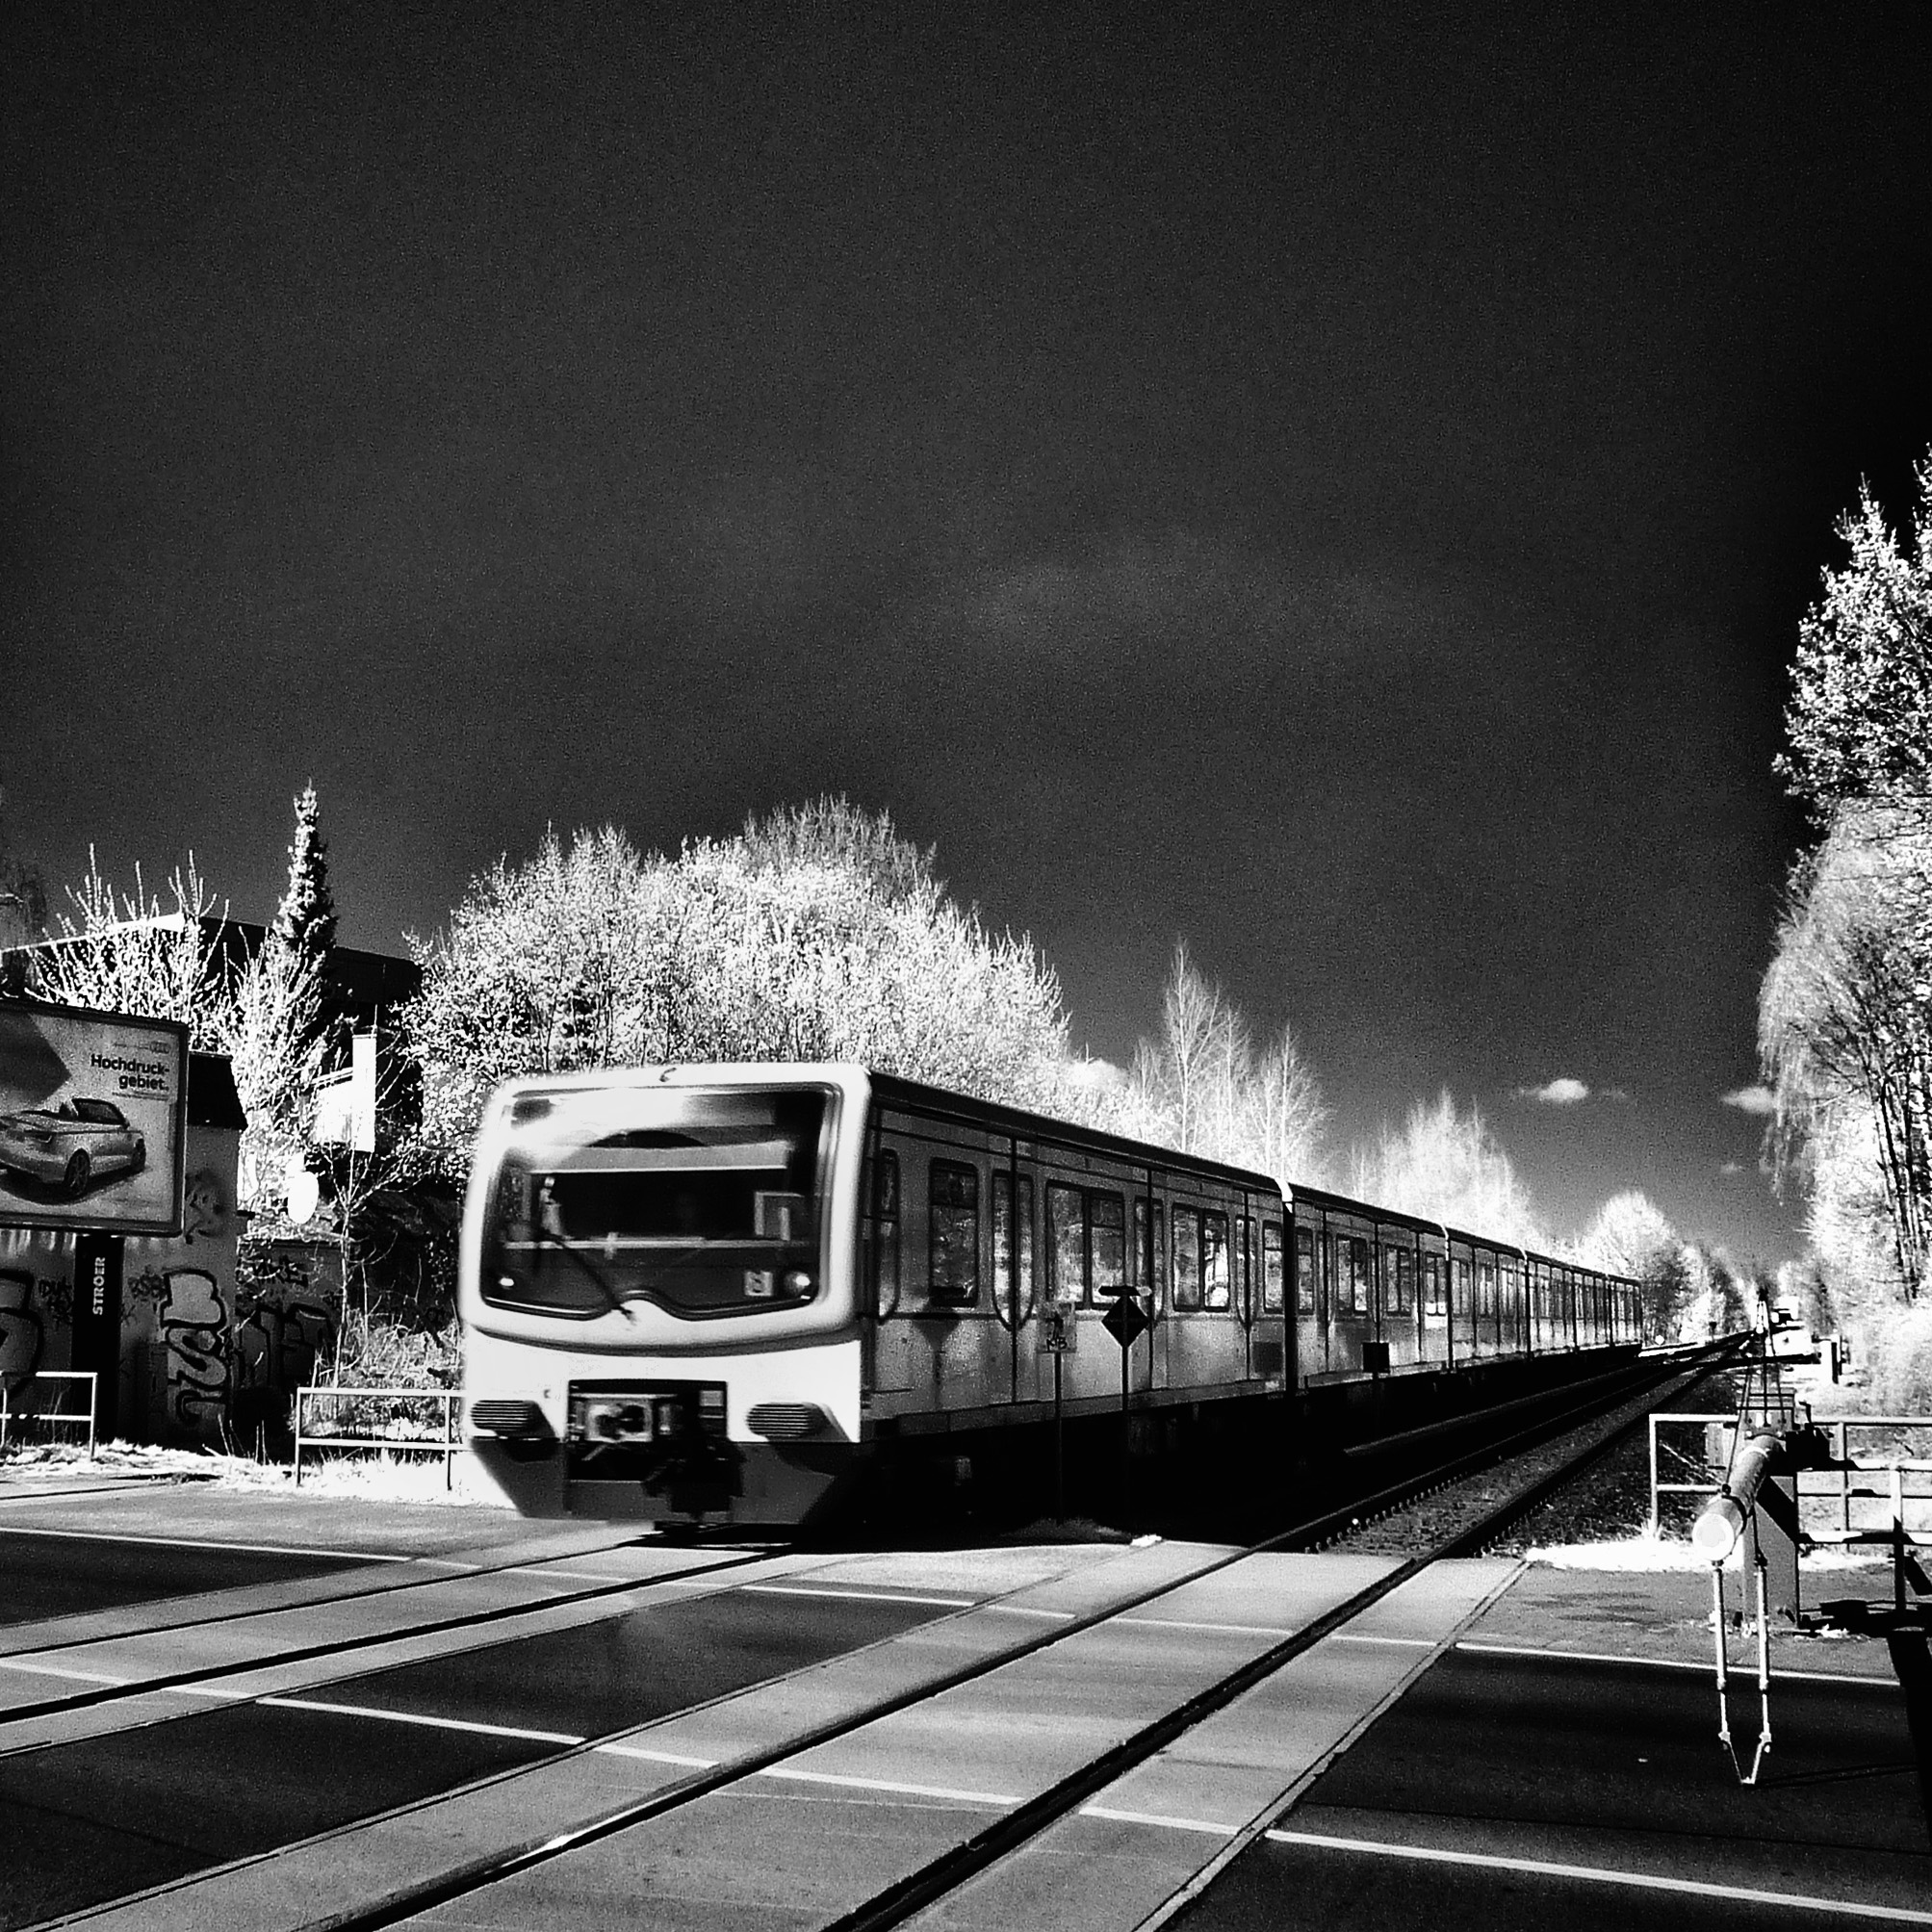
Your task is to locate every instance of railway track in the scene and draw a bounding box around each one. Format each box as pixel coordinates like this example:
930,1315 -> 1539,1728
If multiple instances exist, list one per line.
0,1533 -> 784,1736
22,1343 -> 1735,1932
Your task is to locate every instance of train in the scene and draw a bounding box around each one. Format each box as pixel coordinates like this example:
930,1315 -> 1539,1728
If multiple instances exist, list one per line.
459,1064 -> 1642,1528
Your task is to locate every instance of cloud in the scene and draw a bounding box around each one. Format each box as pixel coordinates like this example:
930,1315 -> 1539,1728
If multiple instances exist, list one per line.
1719,1159 -> 1745,1176
1517,1077 -> 1590,1105
1720,1085 -> 1777,1117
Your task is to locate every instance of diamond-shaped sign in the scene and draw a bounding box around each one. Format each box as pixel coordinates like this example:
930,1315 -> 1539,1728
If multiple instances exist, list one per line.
1100,1295 -> 1150,1350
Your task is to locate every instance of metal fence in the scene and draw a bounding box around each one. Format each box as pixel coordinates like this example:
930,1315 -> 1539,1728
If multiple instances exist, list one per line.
293,1385 -> 459,1488
0,1372 -> 97,1455
1649,1409 -> 1932,1550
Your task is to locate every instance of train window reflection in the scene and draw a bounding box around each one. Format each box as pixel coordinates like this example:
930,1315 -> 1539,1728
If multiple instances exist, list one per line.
992,1172 -> 1035,1315
928,1160 -> 980,1306
1132,1198 -> 1167,1306
1047,1183 -> 1085,1303
1172,1205 -> 1201,1310
1202,1211 -> 1230,1311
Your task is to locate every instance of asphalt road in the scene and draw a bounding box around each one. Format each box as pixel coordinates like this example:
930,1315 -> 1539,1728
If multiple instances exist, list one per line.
0,1583 -> 946,1926
1179,1645 -> 1930,1929
0,1526 -> 374,1625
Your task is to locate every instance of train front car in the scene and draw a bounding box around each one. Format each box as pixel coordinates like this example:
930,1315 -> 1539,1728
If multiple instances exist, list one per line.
460,1065 -> 866,1527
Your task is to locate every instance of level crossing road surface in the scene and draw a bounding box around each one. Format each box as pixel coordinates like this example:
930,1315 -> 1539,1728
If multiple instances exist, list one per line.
0,1476 -> 1924,1931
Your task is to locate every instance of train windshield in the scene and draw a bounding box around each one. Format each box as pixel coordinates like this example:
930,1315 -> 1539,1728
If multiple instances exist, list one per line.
480,1086 -> 832,1321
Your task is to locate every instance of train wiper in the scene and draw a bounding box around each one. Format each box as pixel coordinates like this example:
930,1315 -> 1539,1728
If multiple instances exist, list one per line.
525,1222 -> 636,1324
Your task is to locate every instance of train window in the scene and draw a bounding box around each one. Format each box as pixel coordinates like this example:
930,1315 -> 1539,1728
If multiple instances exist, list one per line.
1294,1226 -> 1314,1314
1263,1221 -> 1285,1313
992,1172 -> 1035,1315
1424,1254 -> 1447,1316
1453,1256 -> 1470,1314
869,1151 -> 901,1316
1172,1205 -> 1202,1310
1386,1248 -> 1411,1315
1091,1193 -> 1127,1301
1237,1217 -> 1254,1318
1047,1183 -> 1085,1304
1477,1260 -> 1497,1318
1131,1198 -> 1167,1305
1202,1211 -> 1231,1311
928,1160 -> 980,1306
1348,1237 -> 1370,1315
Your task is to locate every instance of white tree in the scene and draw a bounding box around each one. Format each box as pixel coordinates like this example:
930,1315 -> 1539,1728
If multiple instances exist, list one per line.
1575,1189 -> 1684,1341
25,849 -> 228,1045
1782,453 -> 1932,819
1350,1091 -> 1543,1247
1760,807 -> 1932,1302
405,801 -> 1079,1176
1126,942 -> 1328,1183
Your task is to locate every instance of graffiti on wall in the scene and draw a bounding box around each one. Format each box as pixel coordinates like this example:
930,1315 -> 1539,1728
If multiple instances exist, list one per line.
0,1271 -> 43,1393
180,1168 -> 231,1246
157,1269 -> 229,1436
235,1246 -> 341,1398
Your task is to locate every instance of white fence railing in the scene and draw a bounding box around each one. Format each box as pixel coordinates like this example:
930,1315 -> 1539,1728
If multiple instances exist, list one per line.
0,1372 -> 98,1455
294,1385 -> 459,1489
1649,1410 -> 1932,1550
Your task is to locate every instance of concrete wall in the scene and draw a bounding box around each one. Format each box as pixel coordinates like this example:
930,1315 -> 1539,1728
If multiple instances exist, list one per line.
0,1121 -> 346,1448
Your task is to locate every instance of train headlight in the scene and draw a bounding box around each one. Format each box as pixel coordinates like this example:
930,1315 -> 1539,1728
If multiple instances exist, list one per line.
470,1399 -> 551,1439
784,1270 -> 812,1296
748,1403 -> 829,1441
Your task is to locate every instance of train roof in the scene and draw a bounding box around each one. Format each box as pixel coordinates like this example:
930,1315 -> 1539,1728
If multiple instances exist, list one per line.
1287,1178 -> 1625,1281
490,1064 -> 1632,1289
863,1068 -> 1286,1199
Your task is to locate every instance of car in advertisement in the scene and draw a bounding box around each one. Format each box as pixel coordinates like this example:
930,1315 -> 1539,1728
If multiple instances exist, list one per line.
0,1004 -> 189,1234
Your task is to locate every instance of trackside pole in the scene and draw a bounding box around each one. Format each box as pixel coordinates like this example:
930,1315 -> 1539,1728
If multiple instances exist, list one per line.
1053,1349 -> 1064,1523
1121,1326 -> 1131,1529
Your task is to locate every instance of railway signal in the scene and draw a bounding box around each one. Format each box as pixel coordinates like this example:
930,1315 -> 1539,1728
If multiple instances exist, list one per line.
1100,1294 -> 1149,1351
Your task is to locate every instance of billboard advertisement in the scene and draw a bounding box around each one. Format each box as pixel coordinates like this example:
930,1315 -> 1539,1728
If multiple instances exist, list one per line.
0,1003 -> 190,1235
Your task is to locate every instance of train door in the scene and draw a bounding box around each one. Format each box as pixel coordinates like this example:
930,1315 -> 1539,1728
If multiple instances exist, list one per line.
863,1141 -> 914,1406
1419,1237 -> 1449,1367
997,1143 -> 1043,1404
1380,1232 -> 1418,1367
1131,1182 -> 1166,1397
1254,1208 -> 1288,1384
1293,1220 -> 1323,1380
905,1125 -> 1011,1415
1327,1216 -> 1369,1373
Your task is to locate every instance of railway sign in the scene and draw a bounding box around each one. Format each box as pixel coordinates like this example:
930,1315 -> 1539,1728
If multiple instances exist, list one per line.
1100,1294 -> 1150,1351
0,1002 -> 189,1235
1037,1298 -> 1078,1353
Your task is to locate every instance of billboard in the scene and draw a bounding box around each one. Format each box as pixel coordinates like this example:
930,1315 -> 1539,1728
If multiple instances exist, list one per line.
0,1003 -> 190,1235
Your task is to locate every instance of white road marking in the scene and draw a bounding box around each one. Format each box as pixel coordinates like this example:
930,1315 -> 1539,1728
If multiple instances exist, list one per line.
0,1525 -> 456,1564
254,1695 -> 582,1745
1263,1827 -> 1932,1922
1080,1804 -> 1238,1837
161,1684 -> 249,1701
981,1604 -> 1077,1620
0,1658 -> 128,1684
1455,1639 -> 1897,1685
756,1766 -> 1021,1806
592,1742 -> 719,1767
742,1584 -> 976,1609
1332,1633 -> 1437,1648
1115,1617 -> 1297,1638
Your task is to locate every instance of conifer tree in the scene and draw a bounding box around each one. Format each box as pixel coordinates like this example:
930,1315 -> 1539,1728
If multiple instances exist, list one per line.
273,783 -> 337,966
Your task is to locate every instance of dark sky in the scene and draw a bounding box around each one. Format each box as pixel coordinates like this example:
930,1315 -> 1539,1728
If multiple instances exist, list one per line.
8,5 -> 1931,1263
